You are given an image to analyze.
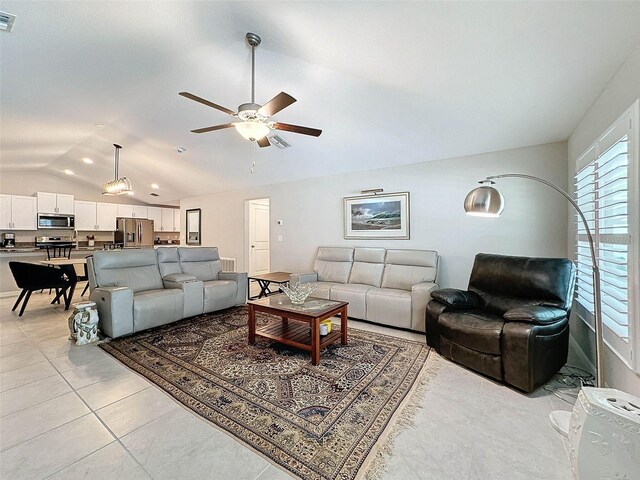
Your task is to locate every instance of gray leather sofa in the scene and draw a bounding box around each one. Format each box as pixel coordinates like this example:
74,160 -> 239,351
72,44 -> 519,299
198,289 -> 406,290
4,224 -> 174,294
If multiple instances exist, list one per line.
291,247 -> 439,332
87,247 -> 246,338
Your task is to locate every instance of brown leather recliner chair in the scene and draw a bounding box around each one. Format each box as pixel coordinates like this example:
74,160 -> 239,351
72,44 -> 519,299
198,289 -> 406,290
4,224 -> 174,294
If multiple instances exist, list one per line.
426,253 -> 576,392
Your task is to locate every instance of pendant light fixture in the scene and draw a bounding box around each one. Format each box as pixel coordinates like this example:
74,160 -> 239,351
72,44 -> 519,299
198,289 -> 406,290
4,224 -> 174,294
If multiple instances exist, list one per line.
101,144 -> 132,195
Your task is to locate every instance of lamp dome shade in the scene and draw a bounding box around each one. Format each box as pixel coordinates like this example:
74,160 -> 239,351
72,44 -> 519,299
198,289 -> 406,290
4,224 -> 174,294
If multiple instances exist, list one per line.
464,185 -> 504,217
234,121 -> 270,141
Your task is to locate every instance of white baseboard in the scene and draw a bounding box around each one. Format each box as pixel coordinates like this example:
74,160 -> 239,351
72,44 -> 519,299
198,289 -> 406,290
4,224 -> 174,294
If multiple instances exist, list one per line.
0,290 -> 20,299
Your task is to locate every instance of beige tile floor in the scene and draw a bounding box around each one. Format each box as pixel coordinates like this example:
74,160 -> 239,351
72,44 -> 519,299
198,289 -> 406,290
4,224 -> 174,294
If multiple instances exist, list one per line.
0,289 -> 576,479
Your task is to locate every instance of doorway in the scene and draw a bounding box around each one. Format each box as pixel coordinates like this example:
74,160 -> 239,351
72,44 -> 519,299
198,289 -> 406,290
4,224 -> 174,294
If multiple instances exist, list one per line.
245,198 -> 270,277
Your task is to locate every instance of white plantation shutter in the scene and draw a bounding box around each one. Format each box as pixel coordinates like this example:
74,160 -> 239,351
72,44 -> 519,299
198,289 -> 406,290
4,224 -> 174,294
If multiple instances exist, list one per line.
574,101 -> 639,370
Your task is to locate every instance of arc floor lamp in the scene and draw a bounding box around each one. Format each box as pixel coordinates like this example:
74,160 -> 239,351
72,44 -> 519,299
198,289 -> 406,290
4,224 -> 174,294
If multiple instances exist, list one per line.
463,173 -> 605,389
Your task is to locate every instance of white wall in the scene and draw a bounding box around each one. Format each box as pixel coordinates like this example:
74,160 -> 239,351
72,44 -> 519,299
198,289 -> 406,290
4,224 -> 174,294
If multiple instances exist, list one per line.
567,42 -> 640,395
182,141 -> 568,290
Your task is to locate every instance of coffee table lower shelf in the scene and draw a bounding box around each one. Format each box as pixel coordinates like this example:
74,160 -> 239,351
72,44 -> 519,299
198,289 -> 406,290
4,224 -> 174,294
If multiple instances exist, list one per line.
256,320 -> 342,352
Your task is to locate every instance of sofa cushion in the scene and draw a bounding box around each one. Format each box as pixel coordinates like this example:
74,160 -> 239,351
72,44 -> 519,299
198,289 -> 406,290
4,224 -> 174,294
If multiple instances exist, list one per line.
179,247 -> 221,281
203,280 -> 237,312
348,247 -> 385,287
365,287 -> 412,329
330,283 -> 374,319
353,247 -> 386,263
312,281 -> 340,300
314,247 -> 354,284
133,289 -> 183,332
438,311 -> 504,355
468,253 -> 576,311
381,249 -> 438,290
349,263 -> 384,287
157,247 -> 181,277
93,250 -> 163,293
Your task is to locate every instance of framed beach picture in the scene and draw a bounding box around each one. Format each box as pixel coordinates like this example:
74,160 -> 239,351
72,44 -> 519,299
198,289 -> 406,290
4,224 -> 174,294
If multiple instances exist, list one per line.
343,192 -> 410,239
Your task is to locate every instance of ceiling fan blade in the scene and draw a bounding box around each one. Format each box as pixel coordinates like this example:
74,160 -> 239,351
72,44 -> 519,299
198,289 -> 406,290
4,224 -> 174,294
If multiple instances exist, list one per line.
258,92 -> 296,117
179,92 -> 236,116
257,136 -> 271,148
191,124 -> 235,134
272,122 -> 322,137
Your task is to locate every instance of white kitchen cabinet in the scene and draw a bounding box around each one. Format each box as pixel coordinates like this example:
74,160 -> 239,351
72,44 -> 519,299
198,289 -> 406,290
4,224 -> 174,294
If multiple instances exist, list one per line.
37,192 -> 74,214
5,195 -> 38,230
96,203 -> 118,231
74,201 -> 97,230
116,204 -> 148,218
132,205 -> 148,218
173,209 -> 181,232
0,195 -> 11,229
147,207 -> 162,231
117,204 -> 133,218
56,194 -> 75,214
160,208 -> 174,232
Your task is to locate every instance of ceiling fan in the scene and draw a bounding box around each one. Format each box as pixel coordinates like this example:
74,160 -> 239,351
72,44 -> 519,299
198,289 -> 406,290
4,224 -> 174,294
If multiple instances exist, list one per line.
179,32 -> 322,148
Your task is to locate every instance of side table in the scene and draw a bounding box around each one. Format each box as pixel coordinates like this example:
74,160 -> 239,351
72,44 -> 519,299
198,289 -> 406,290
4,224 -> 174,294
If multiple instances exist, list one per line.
247,271 -> 291,300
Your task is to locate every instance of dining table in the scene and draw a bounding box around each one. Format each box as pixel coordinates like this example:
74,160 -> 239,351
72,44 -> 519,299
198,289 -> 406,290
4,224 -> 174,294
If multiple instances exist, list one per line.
39,257 -> 87,309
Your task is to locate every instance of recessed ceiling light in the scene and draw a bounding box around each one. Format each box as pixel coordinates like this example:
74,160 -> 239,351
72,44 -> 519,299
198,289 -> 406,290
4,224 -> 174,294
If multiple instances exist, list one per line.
64,169 -> 74,175
176,147 -> 186,154
151,183 -> 159,189
127,191 -> 135,196
82,157 -> 94,164
94,123 -> 104,128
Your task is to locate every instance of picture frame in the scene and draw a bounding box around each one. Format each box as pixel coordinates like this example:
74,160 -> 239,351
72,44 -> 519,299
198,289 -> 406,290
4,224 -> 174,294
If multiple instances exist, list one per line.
343,192 -> 410,239
186,208 -> 201,245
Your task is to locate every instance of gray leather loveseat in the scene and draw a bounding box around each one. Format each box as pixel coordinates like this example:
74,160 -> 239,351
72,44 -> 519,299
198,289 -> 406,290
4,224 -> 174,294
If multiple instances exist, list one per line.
87,247 -> 246,338
291,247 -> 439,332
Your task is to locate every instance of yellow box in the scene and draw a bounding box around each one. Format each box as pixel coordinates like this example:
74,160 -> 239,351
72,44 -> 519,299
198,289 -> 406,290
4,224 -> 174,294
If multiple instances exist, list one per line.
320,319 -> 332,333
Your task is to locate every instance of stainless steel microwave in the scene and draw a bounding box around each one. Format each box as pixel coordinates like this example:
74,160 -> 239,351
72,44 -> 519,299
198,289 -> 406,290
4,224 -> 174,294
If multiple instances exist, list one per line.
37,213 -> 75,230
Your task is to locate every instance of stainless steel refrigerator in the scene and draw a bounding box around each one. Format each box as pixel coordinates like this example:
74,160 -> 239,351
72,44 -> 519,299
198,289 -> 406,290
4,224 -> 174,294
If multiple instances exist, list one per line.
115,218 -> 154,248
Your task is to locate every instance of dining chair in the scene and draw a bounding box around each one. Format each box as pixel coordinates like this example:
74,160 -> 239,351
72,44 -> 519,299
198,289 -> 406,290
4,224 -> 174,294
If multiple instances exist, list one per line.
79,255 -> 92,296
9,262 -> 74,316
46,245 -> 73,260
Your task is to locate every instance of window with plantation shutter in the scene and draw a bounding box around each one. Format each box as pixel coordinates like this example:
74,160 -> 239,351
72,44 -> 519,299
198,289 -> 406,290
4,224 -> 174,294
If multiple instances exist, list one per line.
574,100 -> 639,371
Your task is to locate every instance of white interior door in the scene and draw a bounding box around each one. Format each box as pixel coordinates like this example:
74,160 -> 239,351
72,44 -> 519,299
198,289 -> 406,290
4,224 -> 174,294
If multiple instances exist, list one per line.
248,199 -> 270,276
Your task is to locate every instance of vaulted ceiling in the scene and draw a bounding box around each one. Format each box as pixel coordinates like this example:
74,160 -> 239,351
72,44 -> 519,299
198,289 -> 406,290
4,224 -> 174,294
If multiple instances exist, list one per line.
2,1 -> 640,204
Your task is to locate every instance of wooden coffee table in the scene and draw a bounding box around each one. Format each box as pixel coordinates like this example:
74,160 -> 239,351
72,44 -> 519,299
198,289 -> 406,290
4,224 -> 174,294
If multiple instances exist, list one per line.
248,294 -> 348,365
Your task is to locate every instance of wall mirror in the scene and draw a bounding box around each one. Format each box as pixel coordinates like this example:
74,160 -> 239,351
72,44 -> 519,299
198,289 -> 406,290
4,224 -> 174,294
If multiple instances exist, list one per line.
186,208 -> 201,245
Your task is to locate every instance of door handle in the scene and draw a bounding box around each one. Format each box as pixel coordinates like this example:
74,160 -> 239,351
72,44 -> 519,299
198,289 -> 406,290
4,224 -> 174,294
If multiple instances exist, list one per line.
251,245 -> 255,248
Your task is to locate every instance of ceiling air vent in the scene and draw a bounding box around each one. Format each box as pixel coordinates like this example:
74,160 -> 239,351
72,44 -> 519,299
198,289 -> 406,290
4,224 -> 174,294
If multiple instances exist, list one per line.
269,135 -> 292,149
150,192 -> 160,197
0,12 -> 16,32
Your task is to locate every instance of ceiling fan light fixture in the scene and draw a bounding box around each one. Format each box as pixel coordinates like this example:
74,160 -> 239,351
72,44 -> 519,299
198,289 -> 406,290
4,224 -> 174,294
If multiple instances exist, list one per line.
102,144 -> 133,195
234,121 -> 270,142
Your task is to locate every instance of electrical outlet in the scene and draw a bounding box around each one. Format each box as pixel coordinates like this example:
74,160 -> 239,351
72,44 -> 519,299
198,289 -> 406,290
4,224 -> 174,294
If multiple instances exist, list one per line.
277,235 -> 283,242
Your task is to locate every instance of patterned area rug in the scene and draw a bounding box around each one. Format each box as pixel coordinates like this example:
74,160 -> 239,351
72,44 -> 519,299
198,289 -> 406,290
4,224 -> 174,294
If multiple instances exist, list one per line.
100,306 -> 434,480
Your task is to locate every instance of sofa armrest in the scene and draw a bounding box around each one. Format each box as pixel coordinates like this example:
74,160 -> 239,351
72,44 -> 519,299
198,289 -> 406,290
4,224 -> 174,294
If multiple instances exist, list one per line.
430,288 -> 481,309
162,279 -> 204,317
503,306 -> 567,325
410,282 -> 439,332
219,271 -> 248,305
163,273 -> 197,283
502,319 -> 569,392
290,272 -> 317,284
89,286 -> 134,338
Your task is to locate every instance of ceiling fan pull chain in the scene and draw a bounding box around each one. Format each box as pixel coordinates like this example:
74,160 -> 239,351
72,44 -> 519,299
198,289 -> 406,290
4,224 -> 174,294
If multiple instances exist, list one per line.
251,142 -> 256,174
